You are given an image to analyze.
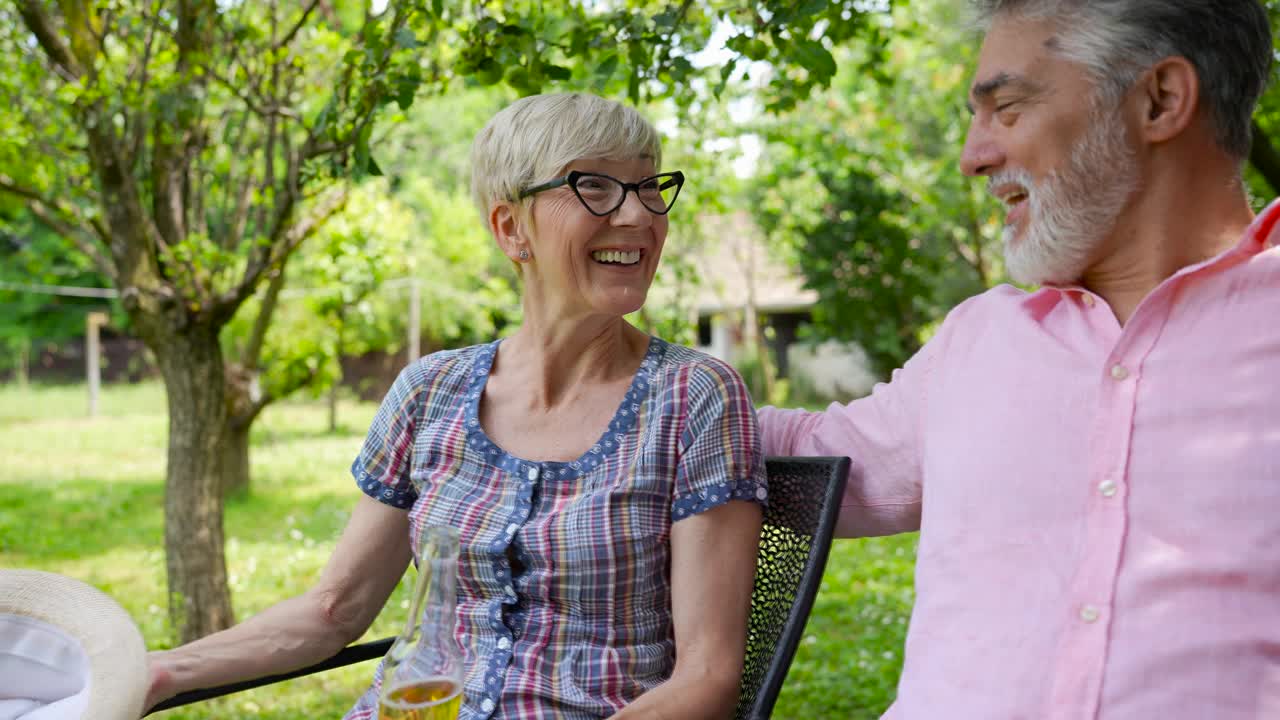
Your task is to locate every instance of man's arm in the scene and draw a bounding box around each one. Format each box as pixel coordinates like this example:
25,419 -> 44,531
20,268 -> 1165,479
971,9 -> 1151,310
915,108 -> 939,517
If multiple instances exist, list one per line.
144,494 -> 413,709
758,342 -> 935,538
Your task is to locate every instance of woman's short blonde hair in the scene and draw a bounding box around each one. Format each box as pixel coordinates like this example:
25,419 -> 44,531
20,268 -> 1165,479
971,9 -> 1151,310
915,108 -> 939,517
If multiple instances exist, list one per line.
469,93 -> 663,228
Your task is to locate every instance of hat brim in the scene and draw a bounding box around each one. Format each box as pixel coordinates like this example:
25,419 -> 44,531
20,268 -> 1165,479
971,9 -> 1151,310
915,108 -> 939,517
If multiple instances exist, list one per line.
0,570 -> 148,720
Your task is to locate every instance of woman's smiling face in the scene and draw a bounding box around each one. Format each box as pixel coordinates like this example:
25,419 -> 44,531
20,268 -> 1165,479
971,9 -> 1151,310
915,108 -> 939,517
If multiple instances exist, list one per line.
520,156 -> 670,319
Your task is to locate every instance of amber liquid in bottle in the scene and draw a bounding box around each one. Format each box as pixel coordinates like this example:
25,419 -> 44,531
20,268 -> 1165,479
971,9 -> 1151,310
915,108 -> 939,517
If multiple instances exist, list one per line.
378,676 -> 463,720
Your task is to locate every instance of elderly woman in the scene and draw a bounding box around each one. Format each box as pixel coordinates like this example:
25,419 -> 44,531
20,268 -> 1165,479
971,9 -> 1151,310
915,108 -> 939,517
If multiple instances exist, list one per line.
144,92 -> 767,720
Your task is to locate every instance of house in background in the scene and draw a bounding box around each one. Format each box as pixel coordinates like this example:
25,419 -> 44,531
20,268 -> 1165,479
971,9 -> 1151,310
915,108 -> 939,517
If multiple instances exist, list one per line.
656,213 -> 879,402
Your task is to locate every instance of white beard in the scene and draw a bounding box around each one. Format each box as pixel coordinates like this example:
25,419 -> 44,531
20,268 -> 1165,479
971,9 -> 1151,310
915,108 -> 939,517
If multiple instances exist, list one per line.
991,105 -> 1140,286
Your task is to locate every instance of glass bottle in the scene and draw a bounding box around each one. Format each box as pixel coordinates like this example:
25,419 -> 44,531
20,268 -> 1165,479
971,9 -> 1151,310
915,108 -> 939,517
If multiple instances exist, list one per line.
379,524 -> 464,720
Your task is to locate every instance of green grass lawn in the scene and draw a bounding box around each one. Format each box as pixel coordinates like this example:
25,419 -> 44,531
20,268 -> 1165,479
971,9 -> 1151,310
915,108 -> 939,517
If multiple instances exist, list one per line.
0,381 -> 914,719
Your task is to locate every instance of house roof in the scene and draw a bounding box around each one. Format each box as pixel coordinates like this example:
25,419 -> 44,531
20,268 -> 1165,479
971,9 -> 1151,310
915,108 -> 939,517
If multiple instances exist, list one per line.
651,211 -> 816,315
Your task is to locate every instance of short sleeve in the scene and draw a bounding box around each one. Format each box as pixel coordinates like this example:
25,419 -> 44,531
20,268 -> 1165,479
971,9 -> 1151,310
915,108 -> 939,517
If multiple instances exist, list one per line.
351,362 -> 428,509
671,359 -> 768,522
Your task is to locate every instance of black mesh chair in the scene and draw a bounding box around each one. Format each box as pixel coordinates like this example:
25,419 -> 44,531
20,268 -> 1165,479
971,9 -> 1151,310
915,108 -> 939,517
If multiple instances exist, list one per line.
733,455 -> 849,720
150,455 -> 850,718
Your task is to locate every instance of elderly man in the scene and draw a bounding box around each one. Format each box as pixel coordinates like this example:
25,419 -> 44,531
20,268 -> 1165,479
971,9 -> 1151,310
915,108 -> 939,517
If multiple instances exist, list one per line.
760,1 -> 1280,718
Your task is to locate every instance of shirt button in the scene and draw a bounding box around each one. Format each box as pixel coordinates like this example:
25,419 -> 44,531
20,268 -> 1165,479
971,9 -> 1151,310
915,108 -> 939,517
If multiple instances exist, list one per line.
1079,605 -> 1101,623
1098,479 -> 1118,497
1109,364 -> 1130,381
527,466 -> 539,481
481,698 -> 496,712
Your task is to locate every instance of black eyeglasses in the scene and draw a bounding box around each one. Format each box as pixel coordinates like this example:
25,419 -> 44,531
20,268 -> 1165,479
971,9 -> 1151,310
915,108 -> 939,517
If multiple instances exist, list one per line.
518,170 -> 685,216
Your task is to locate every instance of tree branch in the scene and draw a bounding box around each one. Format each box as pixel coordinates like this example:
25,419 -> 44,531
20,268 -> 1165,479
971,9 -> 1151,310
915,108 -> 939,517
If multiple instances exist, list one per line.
127,3 -> 159,169
0,173 -> 59,207
21,201 -> 116,281
242,359 -> 322,427
205,64 -> 300,120
216,187 -> 348,323
0,172 -> 111,244
16,1 -> 84,79
274,0 -> 322,50
241,252 -> 290,369
149,0 -> 217,303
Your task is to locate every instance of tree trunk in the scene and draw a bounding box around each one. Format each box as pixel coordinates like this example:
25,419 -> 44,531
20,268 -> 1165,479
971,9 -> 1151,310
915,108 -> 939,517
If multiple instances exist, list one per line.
220,362 -> 261,498
221,419 -> 252,499
329,318 -> 345,433
150,325 -> 236,643
328,382 -> 339,433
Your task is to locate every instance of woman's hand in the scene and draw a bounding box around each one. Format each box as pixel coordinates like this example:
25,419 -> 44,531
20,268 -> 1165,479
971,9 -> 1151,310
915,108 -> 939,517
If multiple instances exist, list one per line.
143,651 -> 177,713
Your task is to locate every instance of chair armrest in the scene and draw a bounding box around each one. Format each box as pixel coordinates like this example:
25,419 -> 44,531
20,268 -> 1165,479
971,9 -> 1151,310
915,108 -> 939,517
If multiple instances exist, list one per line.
146,637 -> 394,714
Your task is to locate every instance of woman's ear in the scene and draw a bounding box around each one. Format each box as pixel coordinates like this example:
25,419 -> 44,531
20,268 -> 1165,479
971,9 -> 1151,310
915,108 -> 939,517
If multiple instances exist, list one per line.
490,202 -> 529,263
1133,55 -> 1199,146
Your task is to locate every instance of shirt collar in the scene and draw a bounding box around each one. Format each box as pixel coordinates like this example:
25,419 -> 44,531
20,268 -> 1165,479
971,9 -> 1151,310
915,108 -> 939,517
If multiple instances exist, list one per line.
1234,196 -> 1280,253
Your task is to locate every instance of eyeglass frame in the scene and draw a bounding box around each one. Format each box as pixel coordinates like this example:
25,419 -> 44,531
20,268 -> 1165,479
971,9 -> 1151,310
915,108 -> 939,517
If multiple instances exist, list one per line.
517,170 -> 685,217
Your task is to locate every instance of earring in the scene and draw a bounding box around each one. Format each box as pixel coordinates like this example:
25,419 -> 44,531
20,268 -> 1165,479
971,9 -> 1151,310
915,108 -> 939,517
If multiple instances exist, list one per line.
518,249 -> 529,261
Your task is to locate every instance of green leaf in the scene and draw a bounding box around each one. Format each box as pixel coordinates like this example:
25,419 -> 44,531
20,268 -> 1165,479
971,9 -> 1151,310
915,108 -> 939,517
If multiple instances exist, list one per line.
396,80 -> 415,111
593,53 -> 619,86
794,0 -> 830,21
793,39 -> 838,84
394,27 -> 418,49
504,66 -> 535,94
475,57 -> 504,86
353,121 -> 375,179
714,58 -> 738,99
652,8 -> 680,30
544,64 -> 571,81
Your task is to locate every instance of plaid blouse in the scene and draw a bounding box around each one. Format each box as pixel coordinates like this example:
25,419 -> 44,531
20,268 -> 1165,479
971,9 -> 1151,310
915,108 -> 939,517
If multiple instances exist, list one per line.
343,337 -> 767,720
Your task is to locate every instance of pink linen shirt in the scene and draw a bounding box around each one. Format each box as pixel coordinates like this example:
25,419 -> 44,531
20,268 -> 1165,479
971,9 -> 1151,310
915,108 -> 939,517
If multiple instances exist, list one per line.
759,201 -> 1280,719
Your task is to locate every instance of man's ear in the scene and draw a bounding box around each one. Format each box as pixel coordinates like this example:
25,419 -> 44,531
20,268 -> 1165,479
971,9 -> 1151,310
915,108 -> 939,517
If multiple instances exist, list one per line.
490,202 -> 527,262
1134,55 -> 1199,145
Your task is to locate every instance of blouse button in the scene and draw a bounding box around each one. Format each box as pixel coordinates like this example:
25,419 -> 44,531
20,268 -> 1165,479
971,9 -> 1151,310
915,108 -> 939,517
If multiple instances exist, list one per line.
527,466 -> 539,481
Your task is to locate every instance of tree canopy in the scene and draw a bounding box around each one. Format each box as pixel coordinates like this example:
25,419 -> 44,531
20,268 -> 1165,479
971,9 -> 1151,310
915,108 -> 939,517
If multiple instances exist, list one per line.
0,0 -> 891,642
9,0 -> 1280,646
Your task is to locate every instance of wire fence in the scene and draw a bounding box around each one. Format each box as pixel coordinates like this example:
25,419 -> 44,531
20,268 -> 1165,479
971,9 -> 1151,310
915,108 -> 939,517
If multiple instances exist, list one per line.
0,278 -> 429,409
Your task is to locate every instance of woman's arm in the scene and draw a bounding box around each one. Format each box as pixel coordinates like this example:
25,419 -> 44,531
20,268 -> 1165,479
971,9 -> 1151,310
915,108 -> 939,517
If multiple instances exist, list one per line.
612,499 -> 764,720
144,494 -> 413,710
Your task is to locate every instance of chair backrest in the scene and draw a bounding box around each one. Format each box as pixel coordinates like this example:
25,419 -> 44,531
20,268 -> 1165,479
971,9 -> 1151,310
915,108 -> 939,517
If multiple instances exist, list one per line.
151,455 -> 851,718
734,456 -> 850,720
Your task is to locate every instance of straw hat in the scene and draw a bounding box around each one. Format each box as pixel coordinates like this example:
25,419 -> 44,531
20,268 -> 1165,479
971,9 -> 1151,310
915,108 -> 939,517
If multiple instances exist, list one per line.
0,570 -> 148,720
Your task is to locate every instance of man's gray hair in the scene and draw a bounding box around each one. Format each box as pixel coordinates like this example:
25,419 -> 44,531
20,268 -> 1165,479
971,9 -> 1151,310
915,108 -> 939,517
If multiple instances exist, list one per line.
971,0 -> 1272,158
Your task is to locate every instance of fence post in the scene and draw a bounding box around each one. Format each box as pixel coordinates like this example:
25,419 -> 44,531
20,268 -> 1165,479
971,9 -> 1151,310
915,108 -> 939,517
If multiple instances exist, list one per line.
407,278 -> 421,365
15,338 -> 29,389
86,311 -> 108,416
